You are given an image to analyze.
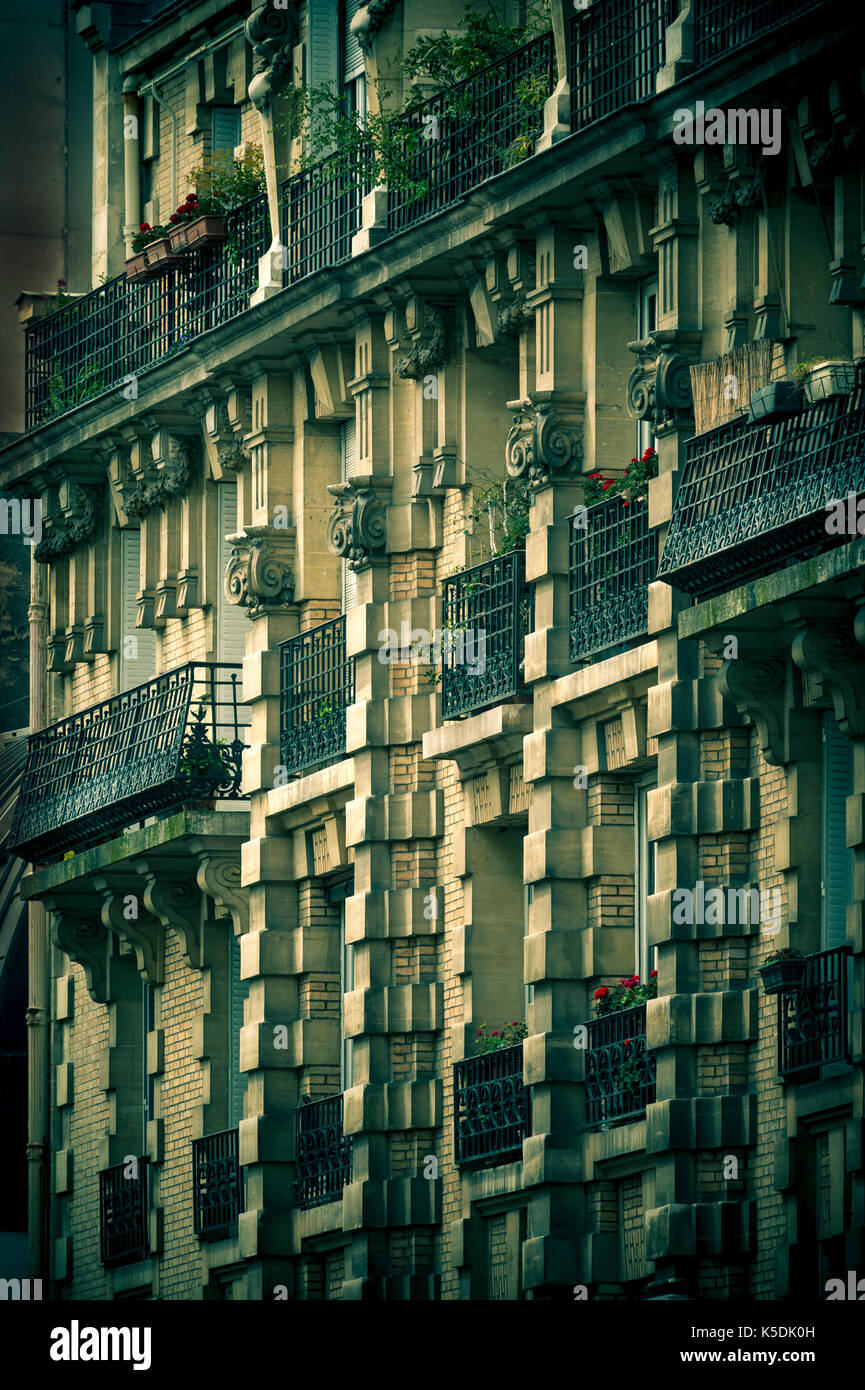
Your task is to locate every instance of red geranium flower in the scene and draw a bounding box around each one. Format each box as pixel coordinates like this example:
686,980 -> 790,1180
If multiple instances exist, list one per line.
491,1031 -> 499,1037
601,480 -> 613,491
588,472 -> 602,479
594,987 -> 610,1000
139,223 -> 150,231
623,500 -> 630,508
623,1039 -> 631,1048
630,457 -> 637,464
650,969 -> 658,978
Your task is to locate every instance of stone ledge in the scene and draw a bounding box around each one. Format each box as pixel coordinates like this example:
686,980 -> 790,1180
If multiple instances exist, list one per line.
422,703 -> 533,777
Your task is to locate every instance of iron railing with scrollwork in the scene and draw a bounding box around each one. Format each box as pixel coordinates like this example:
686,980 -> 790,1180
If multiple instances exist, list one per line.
25,195 -> 269,430
9,662 -> 249,864
454,1044 -> 530,1165
99,1159 -> 149,1266
568,0 -> 676,132
192,1128 -> 242,1238
387,30 -> 555,234
585,1004 -> 656,1127
294,1094 -> 353,1209
779,946 -> 850,1077
693,0 -> 826,68
657,374 -> 865,598
569,494 -> 657,663
279,616 -> 355,775
441,550 -> 532,719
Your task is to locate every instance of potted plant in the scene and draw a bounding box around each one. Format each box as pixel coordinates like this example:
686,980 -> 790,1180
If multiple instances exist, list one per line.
167,194 -> 227,255
473,1021 -> 528,1053
795,359 -> 856,404
747,381 -> 802,424
758,947 -> 806,995
593,971 -> 658,1016
126,222 -> 178,280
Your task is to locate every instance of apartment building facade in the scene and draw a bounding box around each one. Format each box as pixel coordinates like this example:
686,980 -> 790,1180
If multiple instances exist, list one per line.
2,0 -> 863,1301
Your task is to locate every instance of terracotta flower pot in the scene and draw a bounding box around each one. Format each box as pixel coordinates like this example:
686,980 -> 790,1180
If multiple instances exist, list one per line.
143,237 -> 181,271
168,215 -> 227,255
125,251 -> 155,284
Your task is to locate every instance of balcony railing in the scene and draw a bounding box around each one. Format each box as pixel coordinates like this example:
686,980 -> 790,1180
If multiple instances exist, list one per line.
279,616 -> 355,775
454,1044 -> 529,1165
280,148 -> 372,286
99,1159 -> 149,1267
779,946 -> 851,1078
9,662 -> 249,864
25,195 -> 269,430
193,1128 -> 242,1239
387,30 -> 555,234
441,549 -> 532,719
569,494 -> 657,663
585,1004 -> 656,1128
693,0 -> 826,67
657,373 -> 865,598
568,0 -> 676,132
294,1094 -> 353,1210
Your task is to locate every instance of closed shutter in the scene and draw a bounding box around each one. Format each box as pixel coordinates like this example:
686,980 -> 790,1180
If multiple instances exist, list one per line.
822,712 -> 854,950
340,420 -> 358,612
217,486 -> 251,664
343,0 -> 365,82
120,529 -> 156,691
228,931 -> 249,1128
308,0 -> 339,92
212,106 -> 240,157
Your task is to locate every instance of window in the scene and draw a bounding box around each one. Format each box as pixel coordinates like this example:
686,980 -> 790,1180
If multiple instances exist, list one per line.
523,884 -> 534,1021
327,877 -> 354,1089
228,931 -> 249,1128
637,279 -> 658,461
635,776 -> 657,982
340,420 -> 358,613
142,982 -> 155,1152
822,712 -> 854,951
342,0 -> 367,120
119,529 -> 156,692
217,485 -> 251,662
212,106 -> 240,158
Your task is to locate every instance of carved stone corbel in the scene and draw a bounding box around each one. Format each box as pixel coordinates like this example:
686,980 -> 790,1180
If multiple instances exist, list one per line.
46,903 -> 109,1003
715,643 -> 789,766
351,0 -> 399,55
34,482 -> 99,564
627,330 -> 694,434
246,3 -> 297,112
193,850 -> 249,936
327,476 -> 389,569
224,529 -> 296,616
139,869 -> 203,970
125,434 -> 192,517
204,399 -> 250,477
789,617 -> 865,739
395,301 -> 452,381
505,399 -> 582,484
94,875 -> 164,985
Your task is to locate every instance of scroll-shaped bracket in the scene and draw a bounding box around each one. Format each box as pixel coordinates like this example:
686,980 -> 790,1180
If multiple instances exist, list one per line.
714,639 -> 789,766
46,896 -> 110,1003
326,476 -> 389,569
138,865 -> 203,970
790,616 -> 865,740
194,849 -> 249,937
93,874 -> 164,986
505,399 -> 582,484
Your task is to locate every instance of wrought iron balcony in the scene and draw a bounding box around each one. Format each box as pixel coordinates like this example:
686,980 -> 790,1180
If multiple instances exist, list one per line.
454,1044 -> 530,1165
9,662 -> 248,864
693,0 -> 825,68
585,1004 -> 656,1128
778,946 -> 851,1078
568,0 -> 676,132
294,1094 -> 353,1210
569,494 -> 657,663
387,30 -> 554,235
99,1159 -> 149,1267
193,1128 -> 242,1239
280,149 -> 372,286
441,550 -> 532,720
279,616 -> 355,776
25,195 -> 268,430
657,374 -> 865,598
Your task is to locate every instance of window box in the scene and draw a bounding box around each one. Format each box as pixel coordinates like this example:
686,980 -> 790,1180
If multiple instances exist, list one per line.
125,251 -> 156,284
143,236 -> 181,271
759,954 -> 806,995
747,381 -> 802,424
169,214 -> 227,256
802,360 -> 856,404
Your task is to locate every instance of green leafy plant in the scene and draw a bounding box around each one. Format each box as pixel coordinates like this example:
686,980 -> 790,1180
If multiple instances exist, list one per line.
187,145 -> 266,213
178,707 -> 237,787
616,1043 -> 644,1094
131,222 -> 172,254
593,972 -> 658,1017
582,446 -> 658,509
47,361 -> 105,415
761,947 -> 805,966
463,473 -> 532,563
791,358 -> 826,388
474,1021 -> 529,1054
402,2 -> 551,88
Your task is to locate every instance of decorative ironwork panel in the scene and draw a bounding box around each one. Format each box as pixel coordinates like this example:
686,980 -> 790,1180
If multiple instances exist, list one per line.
295,1094 -> 353,1209
279,616 -> 355,775
693,0 -> 825,67
658,372 -> 865,597
24,196 -> 268,430
585,1005 -> 656,1128
454,1044 -> 530,1165
779,947 -> 850,1077
99,1159 -> 149,1267
280,149 -> 371,287
441,549 -> 532,719
387,31 -> 554,234
9,663 -> 249,863
193,1128 -> 242,1238
569,494 -> 657,663
568,0 -> 676,132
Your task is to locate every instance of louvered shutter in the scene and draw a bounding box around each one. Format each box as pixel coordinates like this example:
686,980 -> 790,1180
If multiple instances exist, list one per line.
211,106 -> 241,157
822,712 -> 854,950
228,931 -> 249,1128
308,0 -> 339,91
217,486 -> 251,664
120,529 -> 156,691
340,420 -> 358,612
343,0 -> 365,81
